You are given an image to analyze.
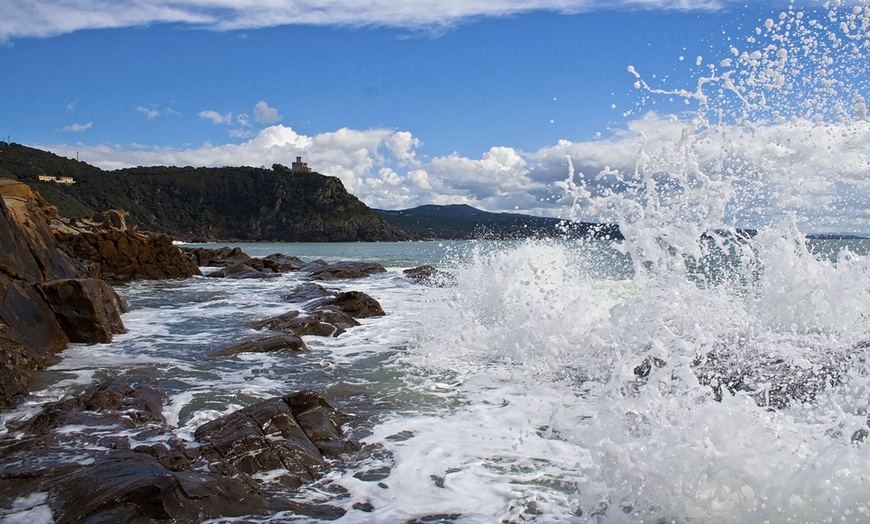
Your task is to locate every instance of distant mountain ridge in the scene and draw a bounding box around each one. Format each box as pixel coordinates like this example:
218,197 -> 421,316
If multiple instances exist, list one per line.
0,142 -> 411,242
376,204 -> 622,240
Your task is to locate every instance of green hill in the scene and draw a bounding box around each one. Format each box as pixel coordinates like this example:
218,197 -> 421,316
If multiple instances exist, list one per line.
0,142 -> 412,242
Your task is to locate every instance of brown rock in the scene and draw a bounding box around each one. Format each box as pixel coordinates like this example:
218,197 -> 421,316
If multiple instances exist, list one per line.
210,335 -> 308,357
306,261 -> 386,281
319,291 -> 385,318
55,229 -> 201,282
39,278 -> 126,343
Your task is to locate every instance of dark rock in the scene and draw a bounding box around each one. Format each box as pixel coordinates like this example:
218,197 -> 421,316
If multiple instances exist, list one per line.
0,275 -> 70,404
182,246 -> 252,268
195,398 -> 323,481
693,347 -> 844,410
307,261 -> 386,281
38,278 -> 126,343
299,259 -> 329,272
319,291 -> 385,318
261,253 -> 306,272
253,310 -> 358,337
403,265 -> 455,286
283,282 -> 336,302
205,263 -> 280,279
210,335 -> 308,357
48,452 -> 267,523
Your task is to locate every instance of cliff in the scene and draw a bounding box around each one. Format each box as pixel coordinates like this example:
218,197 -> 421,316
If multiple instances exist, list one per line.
0,179 -> 126,406
0,142 -> 413,242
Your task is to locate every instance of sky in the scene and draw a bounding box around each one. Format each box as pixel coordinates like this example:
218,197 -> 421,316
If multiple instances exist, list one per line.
1,0 -> 869,233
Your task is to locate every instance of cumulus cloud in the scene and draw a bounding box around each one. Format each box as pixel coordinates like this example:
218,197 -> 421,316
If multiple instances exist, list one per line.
61,122 -> 93,132
253,101 -> 282,124
199,110 -> 234,125
0,0 -> 741,42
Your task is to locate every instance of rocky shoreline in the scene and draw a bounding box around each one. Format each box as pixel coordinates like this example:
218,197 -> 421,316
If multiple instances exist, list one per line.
0,180 -> 437,521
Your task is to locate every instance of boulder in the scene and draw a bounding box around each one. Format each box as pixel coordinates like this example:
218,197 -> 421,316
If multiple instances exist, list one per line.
205,263 -> 280,279
182,246 -> 252,268
262,253 -> 306,272
307,261 -> 386,281
54,229 -> 201,282
320,291 -> 385,318
282,282 -> 336,302
253,310 -> 359,338
38,278 -> 126,343
210,335 -> 308,357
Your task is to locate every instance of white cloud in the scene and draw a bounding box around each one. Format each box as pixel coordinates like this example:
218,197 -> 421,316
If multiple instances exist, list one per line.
0,0 -> 741,42
253,101 -> 282,124
61,122 -> 93,132
137,106 -> 161,121
199,110 -> 234,125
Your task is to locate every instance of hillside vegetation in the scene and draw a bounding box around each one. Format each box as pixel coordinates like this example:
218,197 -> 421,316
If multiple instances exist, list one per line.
0,142 -> 412,242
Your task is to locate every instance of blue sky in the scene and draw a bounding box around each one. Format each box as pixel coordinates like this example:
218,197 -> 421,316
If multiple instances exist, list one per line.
1,1 -> 869,233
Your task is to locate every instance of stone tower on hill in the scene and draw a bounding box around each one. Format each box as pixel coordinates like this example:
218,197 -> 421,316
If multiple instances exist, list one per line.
291,156 -> 311,173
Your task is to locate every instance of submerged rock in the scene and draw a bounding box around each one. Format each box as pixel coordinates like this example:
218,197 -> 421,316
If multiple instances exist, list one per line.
205,262 -> 281,279
210,334 -> 308,357
403,265 -> 455,286
307,261 -> 387,281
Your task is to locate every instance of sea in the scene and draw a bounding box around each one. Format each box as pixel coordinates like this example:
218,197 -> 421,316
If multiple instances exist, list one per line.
4,1 -> 870,522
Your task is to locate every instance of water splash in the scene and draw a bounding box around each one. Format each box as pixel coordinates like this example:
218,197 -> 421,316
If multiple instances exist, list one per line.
391,2 -> 870,522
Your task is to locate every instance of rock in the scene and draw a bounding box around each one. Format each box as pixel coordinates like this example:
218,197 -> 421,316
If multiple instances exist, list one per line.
253,310 -> 359,337
52,209 -> 134,235
194,392 -> 358,485
48,452 -> 268,523
262,253 -> 306,272
210,335 -> 308,357
693,347 -> 845,409
54,229 -> 201,282
282,282 -> 336,302
307,261 -> 386,281
182,246 -> 252,267
299,259 -> 329,272
320,291 -> 385,318
0,275 -> 70,404
403,265 -> 455,286
38,278 -> 126,343
205,263 -> 280,279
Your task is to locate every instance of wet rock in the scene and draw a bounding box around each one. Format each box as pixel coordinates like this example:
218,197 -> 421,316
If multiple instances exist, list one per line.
0,275 -> 70,404
320,291 -> 385,318
299,259 -> 329,272
182,246 -> 252,267
48,452 -> 267,523
307,261 -> 386,281
194,392 -> 358,483
403,265 -> 455,286
693,347 -> 844,409
210,335 -> 308,357
205,262 -> 280,279
262,253 -> 306,272
38,278 -> 126,343
253,310 -> 359,337
283,282 -> 336,302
